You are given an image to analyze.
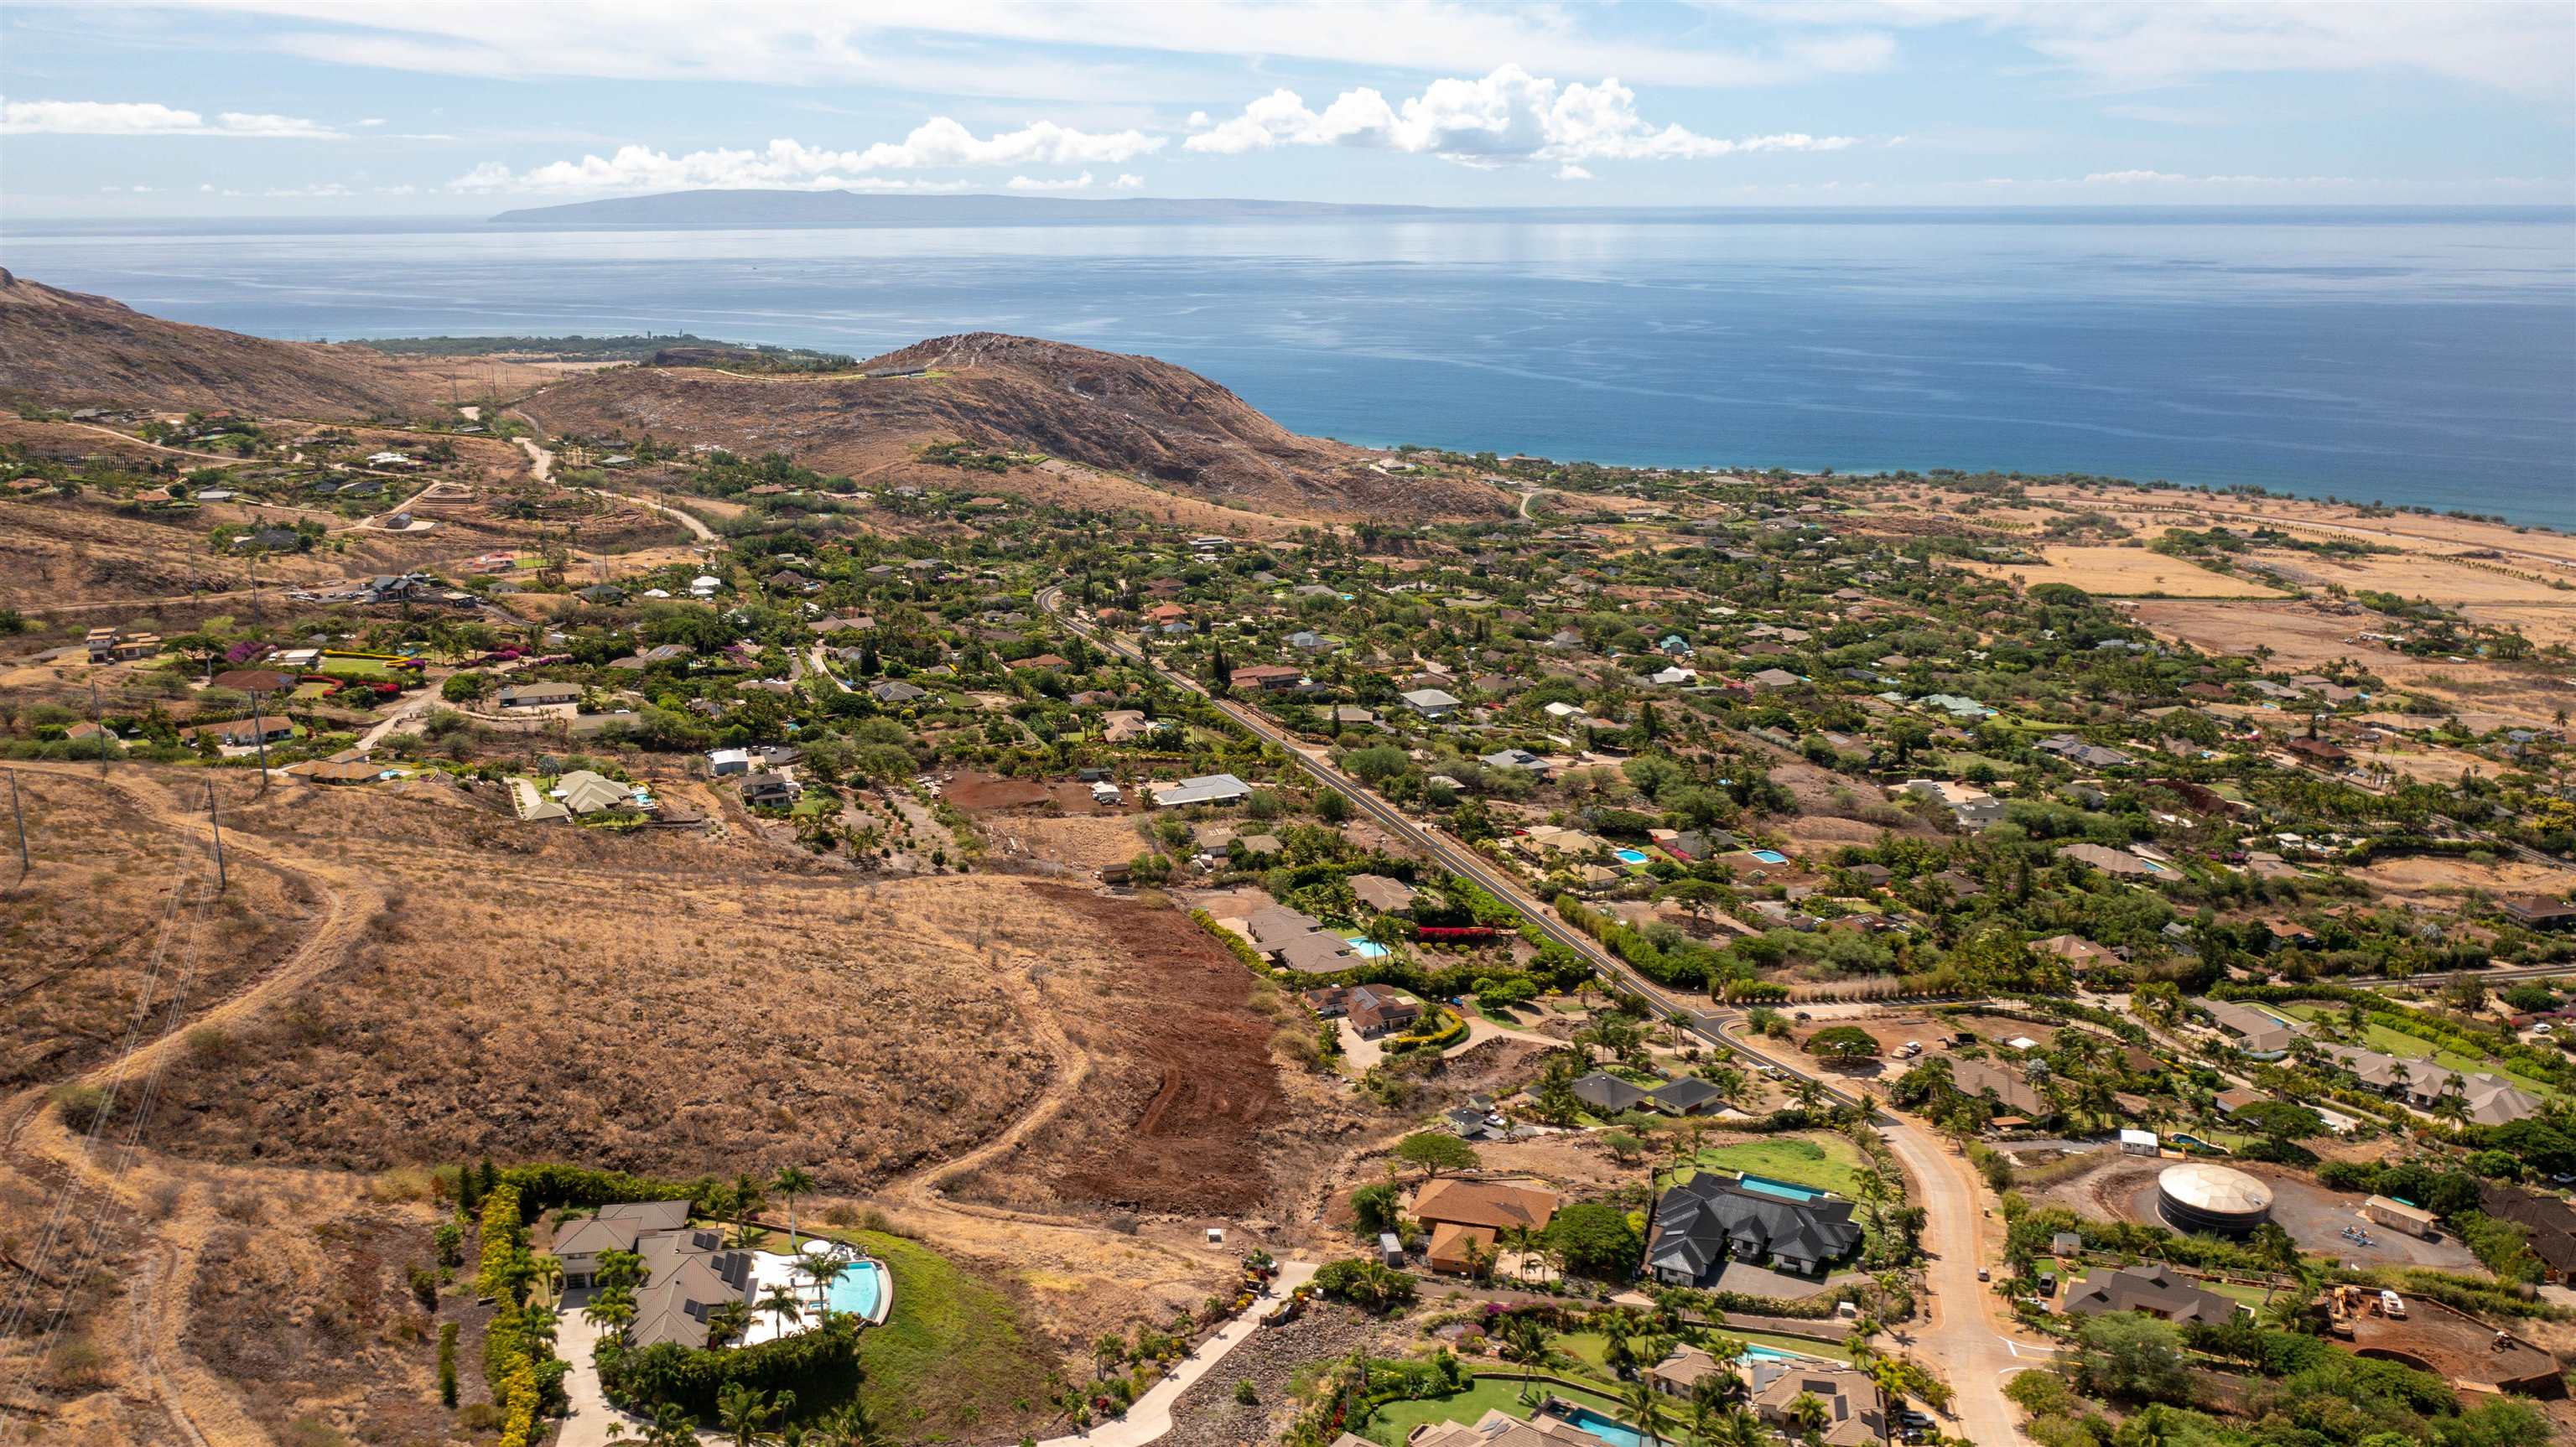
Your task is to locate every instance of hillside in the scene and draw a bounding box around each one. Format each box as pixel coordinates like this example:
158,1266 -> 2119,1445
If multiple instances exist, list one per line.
0,268 -> 439,418
527,330 -> 1512,521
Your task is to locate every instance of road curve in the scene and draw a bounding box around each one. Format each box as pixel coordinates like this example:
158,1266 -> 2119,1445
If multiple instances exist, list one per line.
1036,585 -> 2034,1444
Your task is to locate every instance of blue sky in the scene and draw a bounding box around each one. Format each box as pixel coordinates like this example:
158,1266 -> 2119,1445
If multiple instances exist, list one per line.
3,1 -> 2571,216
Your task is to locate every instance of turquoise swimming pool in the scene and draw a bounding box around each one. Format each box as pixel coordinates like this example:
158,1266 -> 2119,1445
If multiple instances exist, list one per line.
1749,848 -> 1790,864
823,1259 -> 886,1319
1554,1407 -> 1647,1447
1346,937 -> 1390,958
1737,1173 -> 1824,1202
1614,848 -> 1651,865
1742,1343 -> 1824,1363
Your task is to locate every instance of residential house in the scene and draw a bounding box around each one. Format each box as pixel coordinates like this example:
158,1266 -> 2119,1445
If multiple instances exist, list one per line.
1151,773 -> 1251,808
553,770 -> 635,816
739,773 -> 799,809
1570,1071 -> 1654,1116
1479,748 -> 1550,775
1643,1345 -> 1732,1398
1231,665 -> 1306,692
2194,998 -> 2306,1056
1950,1058 -> 2049,1121
1646,1174 -> 1862,1282
1645,1077 -> 1729,1117
1401,687 -> 1462,718
2478,1185 -> 2576,1283
868,680 -> 928,703
2032,935 -> 2122,975
2037,734 -> 2137,769
1748,1361 -> 1886,1447
550,1201 -> 761,1351
2056,842 -> 2166,879
1410,1179 -> 1561,1275
2501,896 -> 2576,931
1100,709 -> 1156,743
1323,705 -> 1379,730
2061,1264 -> 2243,1327
190,717 -> 297,749
497,681 -> 581,711
1348,874 -> 1418,914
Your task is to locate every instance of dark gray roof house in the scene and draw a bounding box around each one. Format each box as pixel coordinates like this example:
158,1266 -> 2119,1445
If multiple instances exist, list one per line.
1646,1077 -> 1729,1116
2061,1264 -> 2242,1327
1647,1174 -> 1862,1283
1570,1071 -> 1654,1116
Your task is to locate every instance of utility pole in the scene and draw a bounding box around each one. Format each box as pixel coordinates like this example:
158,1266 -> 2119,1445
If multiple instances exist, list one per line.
8,770 -> 27,881
249,689 -> 272,793
205,782 -> 226,893
91,679 -> 109,773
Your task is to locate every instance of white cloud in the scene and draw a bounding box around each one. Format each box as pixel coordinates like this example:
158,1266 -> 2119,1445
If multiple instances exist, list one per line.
359,117 -> 387,127
1183,65 -> 1857,169
2080,169 -> 2356,187
2081,169 -> 2188,184
43,1 -> 1897,94
1,97 -> 343,137
262,181 -> 355,196
1742,2 -> 2573,98
1005,170 -> 1095,191
1555,163 -> 1594,180
454,117 -> 1161,193
1109,173 -> 1143,189
98,184 -> 159,193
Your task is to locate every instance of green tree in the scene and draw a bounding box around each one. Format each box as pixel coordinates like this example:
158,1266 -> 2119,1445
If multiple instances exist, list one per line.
2075,1311 -> 2191,1404
1394,1131 -> 1479,1181
1804,1025 -> 1883,1063
1546,1201 -> 1644,1280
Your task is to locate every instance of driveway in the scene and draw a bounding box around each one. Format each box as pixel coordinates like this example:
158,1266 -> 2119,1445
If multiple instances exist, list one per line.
1033,1261 -> 1318,1447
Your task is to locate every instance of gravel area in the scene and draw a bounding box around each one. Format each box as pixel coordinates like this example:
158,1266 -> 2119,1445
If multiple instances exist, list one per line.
1157,1302 -> 1398,1447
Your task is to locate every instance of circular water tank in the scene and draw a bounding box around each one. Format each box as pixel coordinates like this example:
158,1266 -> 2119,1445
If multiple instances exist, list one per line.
2158,1163 -> 2273,1235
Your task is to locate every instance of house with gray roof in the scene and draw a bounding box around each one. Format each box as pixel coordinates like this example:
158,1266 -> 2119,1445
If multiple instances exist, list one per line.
1647,1173 -> 1862,1282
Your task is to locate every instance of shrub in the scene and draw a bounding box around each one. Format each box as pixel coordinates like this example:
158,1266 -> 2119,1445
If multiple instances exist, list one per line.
49,1083 -> 110,1133
439,1323 -> 460,1408
1311,1258 -> 1417,1312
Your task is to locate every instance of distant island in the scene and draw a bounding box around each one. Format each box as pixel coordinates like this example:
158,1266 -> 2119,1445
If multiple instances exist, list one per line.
488,190 -> 1457,226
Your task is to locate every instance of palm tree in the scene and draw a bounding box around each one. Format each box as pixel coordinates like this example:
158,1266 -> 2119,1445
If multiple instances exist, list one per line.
583,1285 -> 637,1334
798,1252 -> 849,1313
730,1172 -> 767,1247
815,1400 -> 890,1447
1711,1406 -> 1763,1447
716,1382 -> 792,1447
770,1166 -> 818,1251
707,1299 -> 754,1351
1499,1315 -> 1550,1403
607,1402 -> 699,1447
1782,1391 -> 1830,1443
760,1284 -> 806,1337
1618,1377 -> 1665,1447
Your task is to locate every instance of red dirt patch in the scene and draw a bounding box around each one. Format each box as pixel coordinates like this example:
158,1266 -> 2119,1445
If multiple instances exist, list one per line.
944,771 -> 1055,811
951,890 -> 1287,1216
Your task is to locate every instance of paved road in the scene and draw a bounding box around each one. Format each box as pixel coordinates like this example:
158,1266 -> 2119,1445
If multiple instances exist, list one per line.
1030,1262 -> 1318,1447
1036,585 -> 2038,1443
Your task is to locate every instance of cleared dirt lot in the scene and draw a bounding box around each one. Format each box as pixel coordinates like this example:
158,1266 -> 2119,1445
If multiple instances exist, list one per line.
2353,854 -> 2576,907
944,889 -> 1322,1220
1964,546 -> 2289,598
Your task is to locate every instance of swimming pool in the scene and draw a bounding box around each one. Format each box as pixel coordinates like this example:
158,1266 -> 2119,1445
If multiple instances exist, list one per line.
823,1259 -> 887,1319
1742,1343 -> 1825,1363
1614,848 -> 1651,865
1736,1173 -> 1824,1202
1346,937 -> 1390,958
1554,1407 -> 1647,1447
1749,848 -> 1789,864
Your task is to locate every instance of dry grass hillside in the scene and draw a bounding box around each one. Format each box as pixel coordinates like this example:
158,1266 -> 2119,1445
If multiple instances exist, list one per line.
524,332 -> 1513,523
0,271 -> 439,419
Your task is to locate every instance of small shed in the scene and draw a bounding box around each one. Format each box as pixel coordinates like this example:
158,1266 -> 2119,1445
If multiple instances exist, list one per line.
2120,1128 -> 2160,1156
1378,1232 -> 1405,1268
2364,1195 -> 2438,1239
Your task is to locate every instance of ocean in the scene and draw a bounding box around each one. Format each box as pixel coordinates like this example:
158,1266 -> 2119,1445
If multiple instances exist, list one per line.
6,207 -> 2573,527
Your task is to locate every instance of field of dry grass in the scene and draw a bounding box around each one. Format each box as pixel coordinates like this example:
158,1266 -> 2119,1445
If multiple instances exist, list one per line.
2128,599 -> 2573,729
1963,545 -> 2290,598
0,770 -> 317,1092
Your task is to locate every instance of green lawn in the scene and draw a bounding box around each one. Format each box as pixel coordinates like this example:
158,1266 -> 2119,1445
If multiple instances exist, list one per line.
1679,1135 -> 1869,1199
1363,1377 -> 1637,1447
2275,1007 -> 2563,1100
782,1227 -> 1054,1439
316,656 -> 402,680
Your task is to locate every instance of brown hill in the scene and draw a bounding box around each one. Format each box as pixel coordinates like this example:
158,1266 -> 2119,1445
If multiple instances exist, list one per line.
0,267 -> 437,418
527,330 -> 1511,522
